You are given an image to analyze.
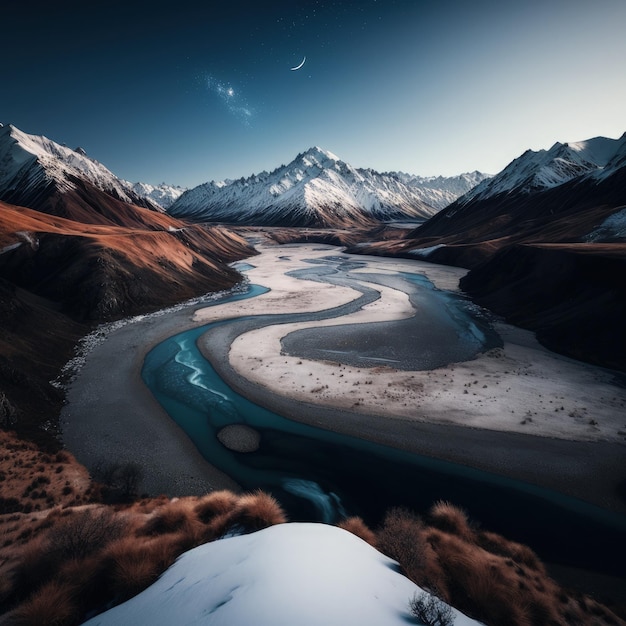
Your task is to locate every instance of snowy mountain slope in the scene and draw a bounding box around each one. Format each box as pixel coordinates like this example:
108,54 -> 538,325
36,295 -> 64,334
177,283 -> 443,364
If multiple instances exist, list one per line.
402,132 -> 626,250
84,523 -> 481,626
0,124 -> 159,211
169,147 -> 439,227
130,181 -> 187,209
457,133 -> 626,207
393,170 -> 491,209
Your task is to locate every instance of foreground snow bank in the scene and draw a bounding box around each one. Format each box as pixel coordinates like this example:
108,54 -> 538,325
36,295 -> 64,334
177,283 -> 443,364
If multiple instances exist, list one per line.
84,523 -> 481,626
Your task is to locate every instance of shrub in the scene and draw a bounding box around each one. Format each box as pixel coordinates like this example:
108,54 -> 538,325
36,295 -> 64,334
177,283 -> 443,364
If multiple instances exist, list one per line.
139,499 -> 201,543
91,461 -> 143,503
337,516 -> 377,547
377,508 -> 426,577
47,508 -> 128,561
9,580 -> 78,626
104,536 -> 179,600
476,530 -> 545,574
227,491 -> 287,533
194,490 -> 239,523
409,591 -> 454,626
428,501 -> 473,541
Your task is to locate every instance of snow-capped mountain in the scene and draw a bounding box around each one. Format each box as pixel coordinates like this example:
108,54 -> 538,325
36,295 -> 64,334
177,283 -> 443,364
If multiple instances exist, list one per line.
169,147 -> 439,227
405,132 -> 626,248
130,181 -> 187,209
392,170 -> 491,209
0,124 -> 160,213
457,134 -> 626,207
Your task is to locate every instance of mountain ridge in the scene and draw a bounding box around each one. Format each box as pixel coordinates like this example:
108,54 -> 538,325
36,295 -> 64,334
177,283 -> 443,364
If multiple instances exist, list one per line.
168,146 -> 486,227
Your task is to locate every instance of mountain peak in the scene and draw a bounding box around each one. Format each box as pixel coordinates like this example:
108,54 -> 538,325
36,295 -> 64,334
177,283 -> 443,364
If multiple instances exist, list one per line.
169,146 -> 445,226
0,123 -> 159,213
299,146 -> 341,163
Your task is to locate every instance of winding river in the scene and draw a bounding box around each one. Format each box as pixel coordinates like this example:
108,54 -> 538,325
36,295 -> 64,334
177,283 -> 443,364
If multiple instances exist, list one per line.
142,257 -> 625,575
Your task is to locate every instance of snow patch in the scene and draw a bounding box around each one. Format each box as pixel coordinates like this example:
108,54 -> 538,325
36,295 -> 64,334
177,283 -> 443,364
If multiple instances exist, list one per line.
83,523 -> 481,626
409,244 -> 446,258
586,207 -> 626,241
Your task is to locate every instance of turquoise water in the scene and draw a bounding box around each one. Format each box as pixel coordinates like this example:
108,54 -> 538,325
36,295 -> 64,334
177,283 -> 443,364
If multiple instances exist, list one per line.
142,275 -> 626,574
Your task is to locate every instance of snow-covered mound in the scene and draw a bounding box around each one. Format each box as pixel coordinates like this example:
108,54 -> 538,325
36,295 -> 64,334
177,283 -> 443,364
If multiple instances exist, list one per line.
169,147 -> 439,226
457,133 -> 626,206
130,181 -> 187,209
0,124 -> 157,210
392,170 -> 491,209
83,523 -> 481,626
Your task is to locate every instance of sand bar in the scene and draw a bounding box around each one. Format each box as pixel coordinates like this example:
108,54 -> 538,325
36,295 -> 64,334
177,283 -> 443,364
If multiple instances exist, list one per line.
62,242 -> 626,513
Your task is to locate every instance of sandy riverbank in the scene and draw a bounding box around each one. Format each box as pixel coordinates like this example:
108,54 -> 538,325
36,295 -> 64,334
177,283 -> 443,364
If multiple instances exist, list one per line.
196,243 -> 626,512
62,241 -> 626,513
197,243 -> 626,444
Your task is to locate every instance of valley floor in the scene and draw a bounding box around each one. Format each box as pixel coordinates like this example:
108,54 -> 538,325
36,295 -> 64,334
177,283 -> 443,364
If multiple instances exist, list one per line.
61,237 -> 626,515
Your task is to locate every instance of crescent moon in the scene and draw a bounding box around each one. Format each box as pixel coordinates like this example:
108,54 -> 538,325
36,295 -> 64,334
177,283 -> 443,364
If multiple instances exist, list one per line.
290,56 -> 306,71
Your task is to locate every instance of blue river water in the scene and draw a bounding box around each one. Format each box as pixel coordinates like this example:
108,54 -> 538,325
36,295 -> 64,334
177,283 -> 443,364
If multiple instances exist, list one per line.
142,272 -> 626,574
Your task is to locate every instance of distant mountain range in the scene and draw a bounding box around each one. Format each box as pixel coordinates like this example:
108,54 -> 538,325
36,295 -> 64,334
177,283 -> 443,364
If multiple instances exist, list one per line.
130,181 -> 186,209
168,146 -> 489,227
399,132 -> 626,263
2,121 -> 624,372
0,123 -> 255,322
349,131 -> 626,371
391,170 -> 490,210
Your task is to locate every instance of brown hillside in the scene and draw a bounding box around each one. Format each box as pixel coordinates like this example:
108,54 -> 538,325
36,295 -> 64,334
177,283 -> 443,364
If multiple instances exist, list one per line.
0,201 -> 255,320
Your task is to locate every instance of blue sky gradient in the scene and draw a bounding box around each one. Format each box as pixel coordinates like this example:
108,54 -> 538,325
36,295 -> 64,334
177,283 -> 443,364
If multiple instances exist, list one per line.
3,0 -> 625,187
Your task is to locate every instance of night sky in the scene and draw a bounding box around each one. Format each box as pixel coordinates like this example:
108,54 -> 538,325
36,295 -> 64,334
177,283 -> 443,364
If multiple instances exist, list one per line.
3,0 -> 625,187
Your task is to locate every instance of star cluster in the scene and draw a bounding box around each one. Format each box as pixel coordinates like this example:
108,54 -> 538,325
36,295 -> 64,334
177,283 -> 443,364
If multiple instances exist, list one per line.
206,76 -> 255,127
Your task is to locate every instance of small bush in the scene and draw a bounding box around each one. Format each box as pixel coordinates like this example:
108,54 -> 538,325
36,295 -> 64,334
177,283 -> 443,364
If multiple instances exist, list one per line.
337,516 -> 377,547
194,490 -> 239,523
409,591 -> 454,626
47,508 -> 128,561
228,491 -> 287,533
91,461 -> 143,502
428,501 -> 473,541
9,580 -> 78,626
105,537 -> 168,599
139,499 -> 201,542
377,508 -> 427,578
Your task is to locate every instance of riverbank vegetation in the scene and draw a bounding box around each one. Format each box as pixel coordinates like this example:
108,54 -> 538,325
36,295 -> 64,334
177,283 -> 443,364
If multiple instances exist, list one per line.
0,440 -> 623,626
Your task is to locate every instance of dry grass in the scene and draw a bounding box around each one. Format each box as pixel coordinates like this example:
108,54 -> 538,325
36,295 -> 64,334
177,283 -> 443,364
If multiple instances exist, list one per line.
0,431 -> 91,517
428,501 -> 474,541
376,507 -> 449,599
337,516 -> 377,548
9,580 -> 79,626
195,490 -> 287,539
375,505 -> 625,626
138,498 -> 202,542
2,471 -> 624,626
104,535 -> 179,600
228,490 -> 287,531
194,490 -> 240,523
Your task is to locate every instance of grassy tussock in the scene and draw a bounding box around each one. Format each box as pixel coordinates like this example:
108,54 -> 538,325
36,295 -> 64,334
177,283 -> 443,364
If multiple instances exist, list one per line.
376,507 -> 450,600
373,506 -> 624,626
9,580 -> 79,626
428,501 -> 474,541
139,498 -> 203,543
232,491 -> 287,529
104,535 -> 179,599
476,530 -> 545,573
194,490 -> 240,523
337,516 -> 378,548
3,489 -> 624,626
